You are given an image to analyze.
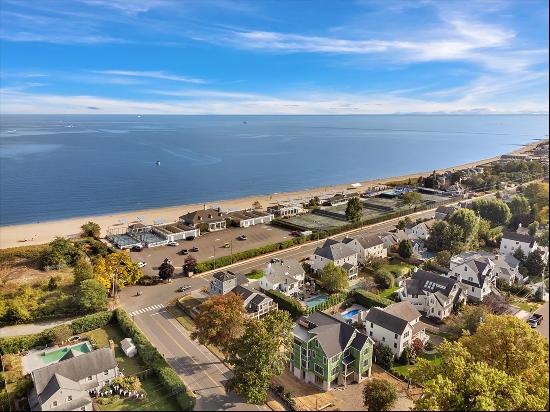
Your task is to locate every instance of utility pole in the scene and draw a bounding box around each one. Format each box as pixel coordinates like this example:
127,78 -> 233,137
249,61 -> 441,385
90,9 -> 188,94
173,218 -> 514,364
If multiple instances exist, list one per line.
230,240 -> 233,264
213,245 -> 216,270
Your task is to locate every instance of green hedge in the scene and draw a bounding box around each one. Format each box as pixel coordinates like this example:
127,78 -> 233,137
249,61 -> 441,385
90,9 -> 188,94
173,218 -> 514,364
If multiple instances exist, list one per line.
114,309 -> 195,411
194,236 -> 308,273
354,289 -> 393,309
70,311 -> 114,334
263,289 -> 306,318
0,311 -> 114,355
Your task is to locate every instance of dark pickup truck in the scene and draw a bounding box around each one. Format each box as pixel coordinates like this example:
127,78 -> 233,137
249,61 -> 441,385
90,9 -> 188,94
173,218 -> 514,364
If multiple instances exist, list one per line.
527,314 -> 543,328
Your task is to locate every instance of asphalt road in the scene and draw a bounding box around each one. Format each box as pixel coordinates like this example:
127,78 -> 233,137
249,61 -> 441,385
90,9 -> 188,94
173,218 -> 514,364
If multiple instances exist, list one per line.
133,306 -> 268,411
534,301 -> 549,339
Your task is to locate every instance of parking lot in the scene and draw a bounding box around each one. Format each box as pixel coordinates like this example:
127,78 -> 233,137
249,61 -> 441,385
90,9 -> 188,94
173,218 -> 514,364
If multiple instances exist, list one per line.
129,224 -> 290,276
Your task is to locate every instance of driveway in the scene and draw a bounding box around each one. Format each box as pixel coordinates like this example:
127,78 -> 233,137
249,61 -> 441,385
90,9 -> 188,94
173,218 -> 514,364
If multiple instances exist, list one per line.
132,306 -> 268,411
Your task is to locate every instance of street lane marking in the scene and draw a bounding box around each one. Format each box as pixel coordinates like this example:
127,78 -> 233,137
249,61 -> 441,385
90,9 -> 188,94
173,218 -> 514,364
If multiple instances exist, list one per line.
130,303 -> 165,316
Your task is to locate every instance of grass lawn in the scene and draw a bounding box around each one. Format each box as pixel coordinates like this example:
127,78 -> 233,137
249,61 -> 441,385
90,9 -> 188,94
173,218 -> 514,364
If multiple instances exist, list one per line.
392,352 -> 442,379
377,286 -> 399,299
246,269 -> 264,280
378,259 -> 414,278
82,324 -> 148,376
98,378 -> 180,411
511,299 -> 542,313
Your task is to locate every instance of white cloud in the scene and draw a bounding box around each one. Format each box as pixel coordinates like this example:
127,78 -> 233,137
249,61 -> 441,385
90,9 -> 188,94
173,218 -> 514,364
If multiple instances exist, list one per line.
91,70 -> 207,84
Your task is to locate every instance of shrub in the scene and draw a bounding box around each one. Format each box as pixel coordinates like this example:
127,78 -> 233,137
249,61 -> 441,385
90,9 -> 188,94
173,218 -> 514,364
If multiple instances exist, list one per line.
70,311 -> 114,334
0,333 -> 49,355
354,289 -> 393,308
45,324 -> 73,345
81,221 -> 101,238
363,378 -> 398,411
374,342 -> 394,370
374,272 -> 395,289
137,275 -> 157,286
264,290 -> 305,318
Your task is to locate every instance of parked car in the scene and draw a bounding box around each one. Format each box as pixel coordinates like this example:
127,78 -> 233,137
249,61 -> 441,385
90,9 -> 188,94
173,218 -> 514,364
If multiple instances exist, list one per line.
527,313 -> 543,328
132,245 -> 143,251
290,230 -> 301,237
177,285 -> 191,292
238,234 -> 247,241
271,257 -> 283,263
168,241 -> 179,247
191,246 -> 199,252
179,249 -> 189,255
223,242 -> 230,248
137,261 -> 147,268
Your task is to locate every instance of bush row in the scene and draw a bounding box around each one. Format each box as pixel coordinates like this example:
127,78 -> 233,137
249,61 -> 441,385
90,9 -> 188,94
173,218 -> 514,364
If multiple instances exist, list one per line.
0,311 -> 114,355
263,289 -> 306,319
354,289 -> 393,309
113,308 -> 195,410
194,236 -> 309,273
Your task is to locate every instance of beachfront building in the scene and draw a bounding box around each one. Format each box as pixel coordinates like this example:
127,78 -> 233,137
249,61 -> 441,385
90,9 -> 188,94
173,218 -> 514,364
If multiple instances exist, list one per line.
398,269 -> 466,320
310,239 -> 359,279
342,234 -> 387,264
364,302 -> 428,357
291,311 -> 374,391
180,207 -> 227,232
28,347 -> 119,412
227,209 -> 274,227
323,193 -> 359,207
267,204 -> 302,218
152,222 -> 199,241
107,220 -> 199,249
259,260 -> 305,298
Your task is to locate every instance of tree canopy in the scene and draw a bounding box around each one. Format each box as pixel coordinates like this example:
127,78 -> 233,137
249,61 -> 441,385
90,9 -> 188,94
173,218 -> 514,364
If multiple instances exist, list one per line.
191,293 -> 246,354
73,257 -> 94,286
93,251 -> 142,292
319,261 -> 349,292
363,378 -> 398,411
508,195 -> 531,217
78,279 -> 109,313
448,208 -> 479,243
470,198 -> 511,227
158,259 -> 175,280
227,310 -> 294,404
402,192 -> 423,209
345,197 -> 363,223
412,315 -> 549,411
80,221 -> 101,238
398,239 -> 413,259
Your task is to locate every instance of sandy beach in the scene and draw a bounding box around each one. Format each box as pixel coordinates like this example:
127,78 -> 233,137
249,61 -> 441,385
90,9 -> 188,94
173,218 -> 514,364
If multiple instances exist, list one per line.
0,141 -> 539,249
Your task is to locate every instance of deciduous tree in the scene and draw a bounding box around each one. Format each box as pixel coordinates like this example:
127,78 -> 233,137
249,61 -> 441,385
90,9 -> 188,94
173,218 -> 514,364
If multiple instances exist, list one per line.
402,192 -> 423,210
191,293 -> 246,355
80,221 -> 101,238
508,195 -> 531,217
78,279 -> 109,313
524,250 -> 546,278
470,198 -> 511,227
448,208 -> 479,243
158,258 -> 175,280
94,251 -> 142,292
363,378 -> 398,411
397,239 -> 413,259
183,255 -> 197,275
319,262 -> 349,293
73,257 -> 94,285
227,310 -> 293,404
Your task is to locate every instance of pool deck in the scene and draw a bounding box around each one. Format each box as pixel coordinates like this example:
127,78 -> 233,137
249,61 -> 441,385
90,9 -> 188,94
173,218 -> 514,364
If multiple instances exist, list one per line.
21,341 -> 93,375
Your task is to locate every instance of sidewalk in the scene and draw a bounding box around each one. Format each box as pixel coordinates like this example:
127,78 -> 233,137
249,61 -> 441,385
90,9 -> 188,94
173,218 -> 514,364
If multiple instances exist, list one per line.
0,317 -> 74,338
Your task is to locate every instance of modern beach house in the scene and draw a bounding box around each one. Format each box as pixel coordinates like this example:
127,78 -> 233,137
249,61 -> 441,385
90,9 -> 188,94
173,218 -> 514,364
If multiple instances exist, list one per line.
180,207 -> 227,232
107,220 -> 199,249
291,311 -> 374,391
267,204 -> 302,218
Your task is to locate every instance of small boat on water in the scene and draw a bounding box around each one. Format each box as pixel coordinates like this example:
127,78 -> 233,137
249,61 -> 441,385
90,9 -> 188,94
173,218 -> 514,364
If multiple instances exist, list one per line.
243,120 -> 248,124
155,160 -> 161,165
6,129 -> 17,133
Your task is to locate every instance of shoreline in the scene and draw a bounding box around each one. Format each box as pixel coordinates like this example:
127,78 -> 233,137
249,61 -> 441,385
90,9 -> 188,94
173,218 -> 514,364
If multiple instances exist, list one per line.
0,141 -> 540,249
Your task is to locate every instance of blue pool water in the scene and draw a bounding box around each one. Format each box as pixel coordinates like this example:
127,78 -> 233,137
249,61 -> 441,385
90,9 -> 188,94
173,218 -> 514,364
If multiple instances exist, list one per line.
304,295 -> 328,308
342,309 -> 361,319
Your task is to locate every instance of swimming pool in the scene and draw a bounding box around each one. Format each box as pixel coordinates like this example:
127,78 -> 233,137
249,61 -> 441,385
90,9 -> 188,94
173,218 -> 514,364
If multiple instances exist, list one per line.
342,309 -> 360,319
304,295 -> 328,308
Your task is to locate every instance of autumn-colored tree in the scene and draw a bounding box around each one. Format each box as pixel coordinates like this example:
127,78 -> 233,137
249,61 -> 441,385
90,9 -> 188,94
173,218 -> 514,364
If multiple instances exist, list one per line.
191,293 -> 246,355
94,250 -> 143,293
183,255 -> 197,275
227,310 -> 293,404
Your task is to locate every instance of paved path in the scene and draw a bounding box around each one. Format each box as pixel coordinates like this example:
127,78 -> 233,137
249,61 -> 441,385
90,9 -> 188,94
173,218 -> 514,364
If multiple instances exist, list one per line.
132,306 -> 268,411
0,317 -> 74,338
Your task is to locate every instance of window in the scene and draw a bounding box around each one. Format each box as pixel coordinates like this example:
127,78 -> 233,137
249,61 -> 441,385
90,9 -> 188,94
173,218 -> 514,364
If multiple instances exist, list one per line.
403,331 -> 410,338
394,343 -> 397,348
382,337 -> 385,342
370,322 -> 373,328
88,376 -> 93,381
472,287 -> 475,292
67,396 -> 73,402
314,364 -> 324,375
104,370 -> 109,376
394,333 -> 398,339
53,401 -> 58,407
369,331 -> 373,336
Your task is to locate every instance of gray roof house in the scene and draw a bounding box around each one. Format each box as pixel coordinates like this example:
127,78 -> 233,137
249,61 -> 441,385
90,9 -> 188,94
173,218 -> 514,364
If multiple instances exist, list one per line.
364,302 -> 427,357
342,234 -> 387,263
310,239 -> 359,279
259,260 -> 305,298
398,269 -> 466,320
232,285 -> 277,319
447,255 -> 497,302
28,347 -> 119,412
434,205 -> 458,220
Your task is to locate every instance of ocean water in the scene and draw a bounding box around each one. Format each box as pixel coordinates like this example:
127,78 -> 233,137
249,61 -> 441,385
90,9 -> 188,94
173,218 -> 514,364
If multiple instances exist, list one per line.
0,114 -> 548,225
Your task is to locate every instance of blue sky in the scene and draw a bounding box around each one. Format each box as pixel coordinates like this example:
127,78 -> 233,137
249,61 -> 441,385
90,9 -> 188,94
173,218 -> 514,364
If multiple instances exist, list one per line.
0,0 -> 548,114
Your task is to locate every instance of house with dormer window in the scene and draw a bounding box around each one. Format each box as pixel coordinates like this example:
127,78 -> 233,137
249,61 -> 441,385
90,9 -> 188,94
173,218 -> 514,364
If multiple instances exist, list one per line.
291,311 -> 373,391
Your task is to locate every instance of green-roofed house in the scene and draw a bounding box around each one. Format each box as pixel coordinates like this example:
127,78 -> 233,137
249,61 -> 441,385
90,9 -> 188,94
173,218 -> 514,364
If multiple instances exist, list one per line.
290,311 -> 374,391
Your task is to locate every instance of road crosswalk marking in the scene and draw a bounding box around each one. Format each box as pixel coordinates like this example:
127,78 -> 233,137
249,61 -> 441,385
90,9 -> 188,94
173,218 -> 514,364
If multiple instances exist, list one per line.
130,304 -> 164,316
